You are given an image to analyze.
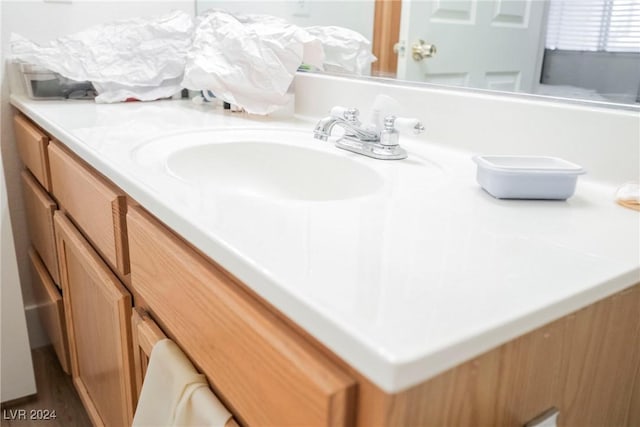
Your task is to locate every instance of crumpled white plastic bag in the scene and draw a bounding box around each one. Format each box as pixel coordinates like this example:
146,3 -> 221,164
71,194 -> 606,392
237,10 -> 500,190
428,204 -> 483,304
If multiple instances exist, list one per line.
10,10 -> 194,103
305,26 -> 377,75
182,10 -> 324,115
91,77 -> 186,103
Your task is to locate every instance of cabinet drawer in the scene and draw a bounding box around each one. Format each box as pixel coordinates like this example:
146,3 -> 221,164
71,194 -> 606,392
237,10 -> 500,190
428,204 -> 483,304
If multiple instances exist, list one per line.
54,211 -> 135,427
28,247 -> 70,374
49,141 -> 129,276
14,114 -> 51,191
21,170 -> 60,285
127,206 -> 356,427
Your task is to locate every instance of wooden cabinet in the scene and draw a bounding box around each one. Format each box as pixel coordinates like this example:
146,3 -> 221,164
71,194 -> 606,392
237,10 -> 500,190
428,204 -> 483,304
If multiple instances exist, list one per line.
127,206 -> 356,427
48,141 -> 129,277
28,248 -> 70,374
54,211 -> 135,427
352,285 -> 640,427
131,308 -> 242,427
14,114 -> 52,191
21,170 -> 60,285
131,308 -> 167,401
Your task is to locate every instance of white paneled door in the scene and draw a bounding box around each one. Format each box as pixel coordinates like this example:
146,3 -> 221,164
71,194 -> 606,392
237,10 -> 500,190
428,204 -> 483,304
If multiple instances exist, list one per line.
397,0 -> 548,92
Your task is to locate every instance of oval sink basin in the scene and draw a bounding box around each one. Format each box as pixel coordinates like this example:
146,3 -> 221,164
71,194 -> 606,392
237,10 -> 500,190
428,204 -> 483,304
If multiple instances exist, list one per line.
165,142 -> 384,201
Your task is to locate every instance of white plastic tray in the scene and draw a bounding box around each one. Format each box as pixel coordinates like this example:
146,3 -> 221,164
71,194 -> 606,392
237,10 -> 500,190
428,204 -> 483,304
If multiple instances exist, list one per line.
473,155 -> 585,200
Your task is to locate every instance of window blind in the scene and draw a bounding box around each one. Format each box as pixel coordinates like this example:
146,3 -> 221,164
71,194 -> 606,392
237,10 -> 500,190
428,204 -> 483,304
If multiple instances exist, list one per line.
546,0 -> 640,53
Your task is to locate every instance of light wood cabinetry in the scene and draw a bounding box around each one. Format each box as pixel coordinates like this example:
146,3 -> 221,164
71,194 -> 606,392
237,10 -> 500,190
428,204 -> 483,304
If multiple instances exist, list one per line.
13,114 -> 52,191
131,308 -> 167,400
17,118 -> 69,375
48,141 -> 129,277
352,284 -> 640,427
131,308 -> 242,427
54,211 -> 135,427
127,206 -> 356,427
28,248 -> 70,374
21,170 -> 60,285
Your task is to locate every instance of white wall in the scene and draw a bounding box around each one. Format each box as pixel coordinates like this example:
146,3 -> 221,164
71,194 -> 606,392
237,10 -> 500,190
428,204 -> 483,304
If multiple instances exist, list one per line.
1,152 -> 37,403
1,0 -> 195,348
0,2 -> 37,402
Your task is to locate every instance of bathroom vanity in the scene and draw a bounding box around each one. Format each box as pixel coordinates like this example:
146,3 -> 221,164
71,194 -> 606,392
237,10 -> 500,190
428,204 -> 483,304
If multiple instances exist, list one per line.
11,83 -> 639,426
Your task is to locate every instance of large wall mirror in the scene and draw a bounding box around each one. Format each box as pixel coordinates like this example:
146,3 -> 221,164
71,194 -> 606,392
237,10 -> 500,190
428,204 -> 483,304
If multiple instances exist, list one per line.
197,1 -> 640,109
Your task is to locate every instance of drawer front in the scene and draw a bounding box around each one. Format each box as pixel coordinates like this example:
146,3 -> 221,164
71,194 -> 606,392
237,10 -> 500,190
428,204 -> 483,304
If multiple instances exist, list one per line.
14,115 -> 51,191
48,141 -> 129,276
21,170 -> 60,285
28,247 -> 70,374
127,206 -> 356,427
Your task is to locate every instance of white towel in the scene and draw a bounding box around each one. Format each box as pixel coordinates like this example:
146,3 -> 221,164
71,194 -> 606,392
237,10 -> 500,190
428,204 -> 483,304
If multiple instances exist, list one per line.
132,339 -> 232,427
174,384 -> 234,426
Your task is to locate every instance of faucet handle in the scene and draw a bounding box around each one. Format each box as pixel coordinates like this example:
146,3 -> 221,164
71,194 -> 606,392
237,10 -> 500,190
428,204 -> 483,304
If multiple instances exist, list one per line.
383,116 -> 397,131
330,106 -> 348,118
330,106 -> 360,124
343,108 -> 360,124
385,116 -> 425,135
380,116 -> 425,149
330,106 -> 354,118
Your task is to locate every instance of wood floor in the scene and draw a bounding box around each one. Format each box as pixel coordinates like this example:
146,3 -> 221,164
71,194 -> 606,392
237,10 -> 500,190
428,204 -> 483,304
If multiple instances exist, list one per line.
1,346 -> 91,426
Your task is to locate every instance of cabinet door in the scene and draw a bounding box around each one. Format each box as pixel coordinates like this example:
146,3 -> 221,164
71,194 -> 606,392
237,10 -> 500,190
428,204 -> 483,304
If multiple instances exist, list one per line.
54,211 -> 135,427
131,308 -> 166,400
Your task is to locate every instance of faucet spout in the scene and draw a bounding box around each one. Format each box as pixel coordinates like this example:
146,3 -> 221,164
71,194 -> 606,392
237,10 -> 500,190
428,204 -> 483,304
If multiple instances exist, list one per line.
313,116 -> 337,141
313,116 -> 378,142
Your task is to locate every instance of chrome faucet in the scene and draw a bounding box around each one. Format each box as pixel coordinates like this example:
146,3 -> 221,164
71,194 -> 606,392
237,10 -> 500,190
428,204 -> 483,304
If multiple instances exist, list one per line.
313,107 -> 424,160
314,108 -> 378,142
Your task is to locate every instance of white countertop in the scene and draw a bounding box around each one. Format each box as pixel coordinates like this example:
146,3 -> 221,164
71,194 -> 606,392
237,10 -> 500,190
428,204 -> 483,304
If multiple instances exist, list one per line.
11,95 -> 640,392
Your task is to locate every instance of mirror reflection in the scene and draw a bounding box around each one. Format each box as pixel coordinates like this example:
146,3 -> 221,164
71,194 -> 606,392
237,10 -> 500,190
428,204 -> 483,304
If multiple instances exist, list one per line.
198,0 -> 640,107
